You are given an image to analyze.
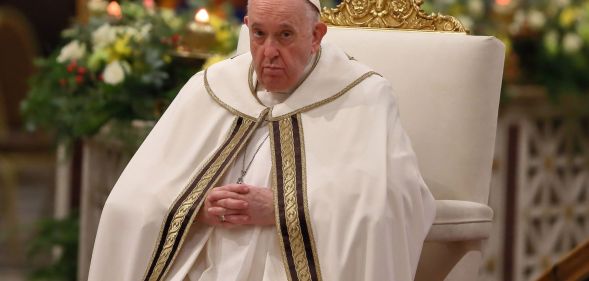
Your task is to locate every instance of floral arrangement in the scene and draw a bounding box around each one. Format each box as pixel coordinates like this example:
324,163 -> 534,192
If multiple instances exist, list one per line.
509,0 -> 589,98
22,0 -> 239,142
423,0 -> 589,102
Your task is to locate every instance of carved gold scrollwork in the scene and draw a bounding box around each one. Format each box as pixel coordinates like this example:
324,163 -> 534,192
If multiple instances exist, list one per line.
321,0 -> 468,33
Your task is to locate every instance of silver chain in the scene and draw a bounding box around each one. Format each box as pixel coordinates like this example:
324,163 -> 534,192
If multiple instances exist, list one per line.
237,133 -> 270,184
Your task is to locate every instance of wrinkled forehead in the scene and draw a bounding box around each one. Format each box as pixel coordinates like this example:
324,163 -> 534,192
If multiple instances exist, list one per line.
247,0 -> 321,13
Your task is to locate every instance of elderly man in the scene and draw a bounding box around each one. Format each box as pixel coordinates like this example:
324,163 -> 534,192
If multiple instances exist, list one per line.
88,0 -> 435,280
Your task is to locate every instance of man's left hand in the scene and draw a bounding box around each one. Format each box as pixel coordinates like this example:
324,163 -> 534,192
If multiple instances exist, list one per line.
207,184 -> 275,226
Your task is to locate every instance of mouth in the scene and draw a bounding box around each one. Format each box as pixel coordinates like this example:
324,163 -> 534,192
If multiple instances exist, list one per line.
263,65 -> 282,70
262,66 -> 284,75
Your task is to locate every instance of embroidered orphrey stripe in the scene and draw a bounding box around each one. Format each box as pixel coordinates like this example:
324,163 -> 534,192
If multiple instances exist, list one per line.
143,117 -> 256,281
271,114 -> 322,281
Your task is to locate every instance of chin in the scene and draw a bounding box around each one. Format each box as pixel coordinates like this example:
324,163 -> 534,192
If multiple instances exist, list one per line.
262,80 -> 291,93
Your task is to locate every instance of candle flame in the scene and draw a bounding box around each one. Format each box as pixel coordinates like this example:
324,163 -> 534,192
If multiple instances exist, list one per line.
107,1 -> 122,18
195,8 -> 210,24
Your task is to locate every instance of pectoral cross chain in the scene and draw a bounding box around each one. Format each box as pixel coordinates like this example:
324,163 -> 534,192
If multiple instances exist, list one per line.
236,133 -> 270,184
236,170 -> 246,184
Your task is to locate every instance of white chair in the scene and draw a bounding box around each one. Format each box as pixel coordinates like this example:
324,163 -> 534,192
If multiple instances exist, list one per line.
236,1 -> 505,280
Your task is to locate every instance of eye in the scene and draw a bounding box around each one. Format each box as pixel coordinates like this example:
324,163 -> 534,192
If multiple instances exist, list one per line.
281,31 -> 292,39
252,29 -> 265,38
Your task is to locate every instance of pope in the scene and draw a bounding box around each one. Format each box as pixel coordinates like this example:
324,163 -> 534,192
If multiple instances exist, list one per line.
88,0 -> 436,280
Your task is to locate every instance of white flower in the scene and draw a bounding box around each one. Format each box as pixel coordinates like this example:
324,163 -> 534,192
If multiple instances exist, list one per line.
102,60 -> 129,85
513,10 -> 526,24
119,25 -> 150,41
121,26 -> 139,38
92,23 -> 117,49
528,10 -> 546,31
509,10 -> 526,35
562,33 -> 583,54
57,40 -> 86,63
139,24 -> 153,41
88,0 -> 108,13
468,0 -> 484,17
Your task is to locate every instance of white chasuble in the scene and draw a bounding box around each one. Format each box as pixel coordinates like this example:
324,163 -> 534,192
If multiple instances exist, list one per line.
88,42 -> 436,281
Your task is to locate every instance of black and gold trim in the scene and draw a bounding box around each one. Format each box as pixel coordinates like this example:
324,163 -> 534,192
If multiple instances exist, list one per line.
205,49 -> 378,122
143,114 -> 265,281
270,114 -> 323,281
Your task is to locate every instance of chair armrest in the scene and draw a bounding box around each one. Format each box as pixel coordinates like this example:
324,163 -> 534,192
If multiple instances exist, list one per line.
425,200 -> 494,242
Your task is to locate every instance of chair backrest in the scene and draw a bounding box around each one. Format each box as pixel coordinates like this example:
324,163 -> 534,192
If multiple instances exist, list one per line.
236,26 -> 505,205
237,2 -> 505,280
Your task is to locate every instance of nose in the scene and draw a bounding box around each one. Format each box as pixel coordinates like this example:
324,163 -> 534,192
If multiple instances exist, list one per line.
263,38 -> 279,59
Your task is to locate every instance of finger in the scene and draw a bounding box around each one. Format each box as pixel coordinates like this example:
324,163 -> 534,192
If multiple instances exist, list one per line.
207,207 -> 245,216
223,214 -> 250,224
207,190 -> 244,202
215,198 -> 248,209
214,184 -> 250,194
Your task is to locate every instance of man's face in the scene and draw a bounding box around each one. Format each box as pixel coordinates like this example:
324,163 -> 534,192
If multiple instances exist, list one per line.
245,0 -> 325,92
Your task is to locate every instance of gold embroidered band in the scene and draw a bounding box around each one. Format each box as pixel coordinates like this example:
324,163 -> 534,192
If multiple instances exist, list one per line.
143,116 -> 259,281
270,114 -> 323,281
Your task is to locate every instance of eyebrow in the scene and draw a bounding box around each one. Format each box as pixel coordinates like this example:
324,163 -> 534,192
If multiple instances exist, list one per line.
250,22 -> 296,30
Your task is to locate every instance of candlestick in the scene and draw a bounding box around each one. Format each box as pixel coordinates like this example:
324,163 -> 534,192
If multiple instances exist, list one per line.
175,8 -> 216,58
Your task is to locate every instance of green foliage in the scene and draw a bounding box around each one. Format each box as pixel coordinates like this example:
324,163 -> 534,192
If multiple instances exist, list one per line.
22,0 -> 238,143
510,0 -> 589,98
425,0 -> 589,101
26,213 -> 79,281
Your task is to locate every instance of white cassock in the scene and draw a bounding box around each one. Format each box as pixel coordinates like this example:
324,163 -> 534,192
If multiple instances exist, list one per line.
88,42 -> 436,281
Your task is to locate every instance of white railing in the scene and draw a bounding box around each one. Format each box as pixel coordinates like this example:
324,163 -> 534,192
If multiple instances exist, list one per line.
480,89 -> 589,281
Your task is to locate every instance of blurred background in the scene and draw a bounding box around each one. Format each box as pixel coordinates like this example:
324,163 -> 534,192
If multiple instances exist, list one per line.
0,0 -> 587,280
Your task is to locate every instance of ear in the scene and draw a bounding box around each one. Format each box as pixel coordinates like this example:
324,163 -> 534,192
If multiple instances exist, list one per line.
311,22 -> 327,53
244,16 -> 249,26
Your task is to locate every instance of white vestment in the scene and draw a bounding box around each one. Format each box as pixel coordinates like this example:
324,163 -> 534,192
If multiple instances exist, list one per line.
89,42 -> 436,281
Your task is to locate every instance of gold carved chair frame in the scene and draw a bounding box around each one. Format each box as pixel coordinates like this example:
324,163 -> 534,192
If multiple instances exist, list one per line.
320,0 -> 468,33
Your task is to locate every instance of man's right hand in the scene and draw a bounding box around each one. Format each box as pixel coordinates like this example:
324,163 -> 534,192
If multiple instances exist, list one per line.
196,184 -> 250,227
196,184 -> 276,227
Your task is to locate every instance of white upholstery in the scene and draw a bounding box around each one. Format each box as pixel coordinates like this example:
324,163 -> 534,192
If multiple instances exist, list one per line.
237,25 -> 505,280
428,200 -> 493,241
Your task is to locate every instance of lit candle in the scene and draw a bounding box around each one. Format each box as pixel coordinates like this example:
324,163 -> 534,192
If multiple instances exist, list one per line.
178,8 -> 216,56
195,8 -> 210,24
188,9 -> 214,33
107,1 -> 122,19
